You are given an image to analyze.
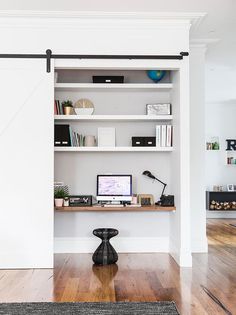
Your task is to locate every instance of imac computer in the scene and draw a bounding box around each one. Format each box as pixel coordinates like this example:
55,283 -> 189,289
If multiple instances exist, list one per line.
97,175 -> 132,204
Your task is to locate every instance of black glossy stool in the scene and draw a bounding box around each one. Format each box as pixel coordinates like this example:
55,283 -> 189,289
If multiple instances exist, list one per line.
92,228 -> 119,265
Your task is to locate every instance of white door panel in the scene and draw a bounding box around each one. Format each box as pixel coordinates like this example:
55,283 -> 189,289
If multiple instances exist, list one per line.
0,59 -> 54,268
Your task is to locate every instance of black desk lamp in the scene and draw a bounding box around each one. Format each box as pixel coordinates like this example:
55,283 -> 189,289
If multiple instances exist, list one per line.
142,170 -> 174,206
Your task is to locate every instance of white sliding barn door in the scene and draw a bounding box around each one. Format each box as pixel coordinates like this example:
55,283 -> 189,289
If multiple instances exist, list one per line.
0,59 -> 54,268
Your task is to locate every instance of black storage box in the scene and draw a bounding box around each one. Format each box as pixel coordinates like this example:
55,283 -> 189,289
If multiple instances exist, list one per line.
54,124 -> 71,147
93,76 -> 124,84
132,137 -> 156,147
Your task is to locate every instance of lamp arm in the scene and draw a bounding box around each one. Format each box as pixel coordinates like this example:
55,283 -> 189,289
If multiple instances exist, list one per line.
154,177 -> 167,197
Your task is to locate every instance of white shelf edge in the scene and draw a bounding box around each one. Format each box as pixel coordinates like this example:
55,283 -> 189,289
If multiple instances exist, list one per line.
54,146 -> 173,152
54,83 -> 173,90
54,115 -> 173,121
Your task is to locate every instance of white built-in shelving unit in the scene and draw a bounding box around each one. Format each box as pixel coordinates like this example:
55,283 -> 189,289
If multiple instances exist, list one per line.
55,83 -> 173,91
54,114 -> 173,122
54,146 -> 173,152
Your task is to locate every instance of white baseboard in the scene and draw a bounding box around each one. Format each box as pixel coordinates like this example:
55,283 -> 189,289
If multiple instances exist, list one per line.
191,237 -> 208,253
54,236 -> 169,253
207,210 -> 236,219
0,252 -> 53,269
169,239 -> 192,267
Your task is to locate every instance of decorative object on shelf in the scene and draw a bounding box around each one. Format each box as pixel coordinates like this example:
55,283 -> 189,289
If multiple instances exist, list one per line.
147,70 -> 166,83
54,188 -> 68,207
146,103 -> 171,115
93,75 -> 124,83
227,155 -> 236,165
63,197 -> 69,207
213,185 -> 224,192
54,71 -> 58,84
226,141 -> 236,164
227,184 -> 235,192
98,127 -> 116,147
84,135 -> 96,147
206,137 -> 220,150
132,137 -> 156,147
137,194 -> 154,206
142,170 -> 175,207
69,195 -> 93,207
74,98 -> 94,115
62,100 -> 74,115
92,228 -> 119,265
226,139 -> 236,151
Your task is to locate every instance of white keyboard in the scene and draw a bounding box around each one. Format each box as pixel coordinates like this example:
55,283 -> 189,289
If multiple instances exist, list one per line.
103,204 -> 124,207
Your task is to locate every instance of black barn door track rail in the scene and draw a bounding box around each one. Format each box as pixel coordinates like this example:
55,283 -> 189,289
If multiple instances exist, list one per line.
0,49 -> 189,73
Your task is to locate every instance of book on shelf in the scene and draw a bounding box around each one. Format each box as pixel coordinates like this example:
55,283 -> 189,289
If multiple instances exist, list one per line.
156,125 -> 172,147
54,100 -> 64,115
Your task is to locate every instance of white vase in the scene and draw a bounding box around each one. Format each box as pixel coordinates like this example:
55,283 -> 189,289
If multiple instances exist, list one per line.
55,198 -> 63,207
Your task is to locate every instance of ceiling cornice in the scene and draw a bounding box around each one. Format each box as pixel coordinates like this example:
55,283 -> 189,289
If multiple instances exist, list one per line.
190,38 -> 220,49
0,10 -> 206,25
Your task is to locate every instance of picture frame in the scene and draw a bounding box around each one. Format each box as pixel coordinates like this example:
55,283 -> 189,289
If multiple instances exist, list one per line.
227,184 -> 234,192
146,103 -> 171,115
138,194 -> 154,206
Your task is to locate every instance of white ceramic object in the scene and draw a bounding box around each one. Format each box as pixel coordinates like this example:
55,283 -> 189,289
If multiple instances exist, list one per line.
74,98 -> 94,115
55,198 -> 63,207
74,108 -> 94,115
84,135 -> 96,146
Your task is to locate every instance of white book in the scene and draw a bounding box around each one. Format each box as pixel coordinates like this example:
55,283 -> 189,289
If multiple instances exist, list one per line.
98,127 -> 116,147
156,125 -> 161,147
161,125 -> 167,147
166,125 -> 172,147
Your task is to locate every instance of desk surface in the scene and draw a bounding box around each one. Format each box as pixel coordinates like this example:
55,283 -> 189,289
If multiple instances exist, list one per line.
55,205 -> 176,212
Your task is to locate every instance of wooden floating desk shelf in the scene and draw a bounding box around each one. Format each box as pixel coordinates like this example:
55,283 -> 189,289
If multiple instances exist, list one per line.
55,206 -> 176,212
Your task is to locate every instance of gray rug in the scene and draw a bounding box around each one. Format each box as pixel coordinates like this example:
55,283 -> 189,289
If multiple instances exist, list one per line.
0,302 -> 179,314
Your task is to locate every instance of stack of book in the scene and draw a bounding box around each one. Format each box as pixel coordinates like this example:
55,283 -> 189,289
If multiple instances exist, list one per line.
156,125 -> 172,147
54,100 -> 63,115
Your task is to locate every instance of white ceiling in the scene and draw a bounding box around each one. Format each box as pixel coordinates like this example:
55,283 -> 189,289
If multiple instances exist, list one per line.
0,0 -> 235,103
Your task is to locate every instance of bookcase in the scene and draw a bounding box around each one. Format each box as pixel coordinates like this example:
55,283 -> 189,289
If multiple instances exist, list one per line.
54,70 -> 173,152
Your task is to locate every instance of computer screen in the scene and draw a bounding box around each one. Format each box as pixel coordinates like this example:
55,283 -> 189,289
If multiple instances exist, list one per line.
97,175 -> 132,201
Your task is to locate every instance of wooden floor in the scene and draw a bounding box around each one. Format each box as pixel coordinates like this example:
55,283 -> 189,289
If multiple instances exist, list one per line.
0,219 -> 236,314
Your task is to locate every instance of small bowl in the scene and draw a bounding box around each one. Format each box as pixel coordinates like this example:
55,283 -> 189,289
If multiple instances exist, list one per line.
74,108 -> 94,115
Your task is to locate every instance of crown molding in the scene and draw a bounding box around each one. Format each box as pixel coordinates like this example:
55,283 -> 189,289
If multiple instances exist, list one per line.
190,38 -> 220,50
0,10 -> 206,25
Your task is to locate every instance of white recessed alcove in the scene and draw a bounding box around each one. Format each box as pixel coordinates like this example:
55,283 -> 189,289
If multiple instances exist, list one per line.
0,11 -> 205,268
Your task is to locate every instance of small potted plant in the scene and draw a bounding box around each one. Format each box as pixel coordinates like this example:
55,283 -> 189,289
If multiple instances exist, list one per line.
62,100 -> 74,115
54,189 -> 67,207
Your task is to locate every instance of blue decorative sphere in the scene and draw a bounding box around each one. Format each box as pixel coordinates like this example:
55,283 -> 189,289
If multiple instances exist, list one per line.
147,70 -> 166,83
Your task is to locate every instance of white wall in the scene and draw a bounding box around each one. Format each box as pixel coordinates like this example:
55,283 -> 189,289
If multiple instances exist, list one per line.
189,45 -> 208,252
205,101 -> 236,218
0,11 -> 204,267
